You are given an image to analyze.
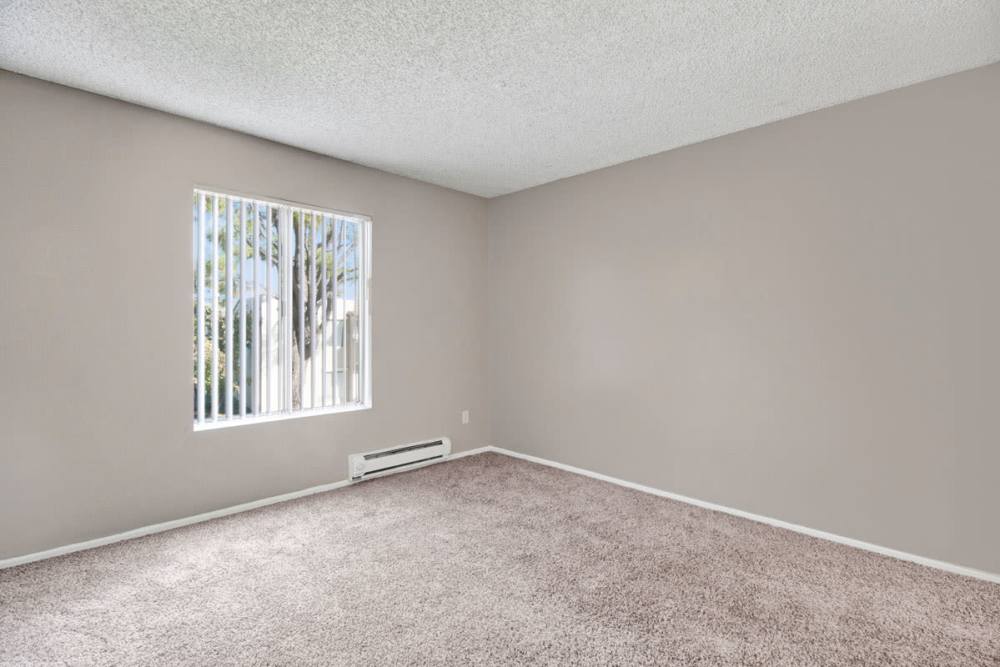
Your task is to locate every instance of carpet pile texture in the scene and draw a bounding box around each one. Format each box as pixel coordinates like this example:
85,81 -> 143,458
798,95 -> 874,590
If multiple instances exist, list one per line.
1,452 -> 998,665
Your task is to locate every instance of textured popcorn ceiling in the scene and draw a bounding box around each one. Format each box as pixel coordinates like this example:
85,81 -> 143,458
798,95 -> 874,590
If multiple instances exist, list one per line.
1,2 -> 998,197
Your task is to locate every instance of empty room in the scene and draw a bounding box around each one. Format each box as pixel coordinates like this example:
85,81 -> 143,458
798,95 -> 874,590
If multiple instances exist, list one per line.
1,2 -> 999,664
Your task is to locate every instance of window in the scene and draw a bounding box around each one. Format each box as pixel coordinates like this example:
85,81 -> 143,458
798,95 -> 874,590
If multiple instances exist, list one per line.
192,188 -> 371,429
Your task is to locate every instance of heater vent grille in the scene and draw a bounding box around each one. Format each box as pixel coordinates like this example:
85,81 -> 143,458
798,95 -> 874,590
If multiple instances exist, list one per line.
363,440 -> 444,460
350,438 -> 451,480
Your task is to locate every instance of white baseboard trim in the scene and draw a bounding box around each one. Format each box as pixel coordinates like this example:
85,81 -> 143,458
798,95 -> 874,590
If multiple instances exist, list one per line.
447,446 -> 492,460
484,445 -> 1000,585
0,446 -> 492,570
5,444 -> 996,584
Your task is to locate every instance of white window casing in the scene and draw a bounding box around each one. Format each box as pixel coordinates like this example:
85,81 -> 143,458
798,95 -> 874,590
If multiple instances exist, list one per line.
192,188 -> 372,430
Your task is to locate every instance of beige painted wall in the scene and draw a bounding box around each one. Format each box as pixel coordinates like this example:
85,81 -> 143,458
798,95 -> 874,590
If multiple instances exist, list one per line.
488,63 -> 1000,573
0,71 -> 488,559
3,63 -> 998,572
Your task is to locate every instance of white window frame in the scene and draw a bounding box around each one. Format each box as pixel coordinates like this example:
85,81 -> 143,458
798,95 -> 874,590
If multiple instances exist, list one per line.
193,186 -> 373,431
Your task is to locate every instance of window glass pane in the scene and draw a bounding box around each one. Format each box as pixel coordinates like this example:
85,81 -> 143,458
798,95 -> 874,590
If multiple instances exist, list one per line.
193,190 -> 370,428
292,210 -> 305,411
263,205 -> 280,414
341,218 -> 362,404
295,210 -> 323,411
320,215 -> 334,407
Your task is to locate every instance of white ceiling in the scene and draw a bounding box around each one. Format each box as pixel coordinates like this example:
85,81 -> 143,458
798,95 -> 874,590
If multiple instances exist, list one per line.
1,1 -> 998,197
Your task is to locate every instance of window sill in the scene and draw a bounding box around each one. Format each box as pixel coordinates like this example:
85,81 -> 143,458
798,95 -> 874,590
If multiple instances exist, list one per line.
193,402 -> 372,432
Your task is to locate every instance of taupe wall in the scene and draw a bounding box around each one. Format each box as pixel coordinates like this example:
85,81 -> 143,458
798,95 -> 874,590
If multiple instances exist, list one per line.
488,63 -> 1000,573
3,63 -> 999,572
0,71 -> 488,559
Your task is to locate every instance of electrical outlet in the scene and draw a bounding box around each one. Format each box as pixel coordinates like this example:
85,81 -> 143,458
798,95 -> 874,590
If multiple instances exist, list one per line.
461,410 -> 470,425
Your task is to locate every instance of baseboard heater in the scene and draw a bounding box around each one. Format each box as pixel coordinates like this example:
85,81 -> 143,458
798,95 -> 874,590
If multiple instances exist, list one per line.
349,437 -> 452,481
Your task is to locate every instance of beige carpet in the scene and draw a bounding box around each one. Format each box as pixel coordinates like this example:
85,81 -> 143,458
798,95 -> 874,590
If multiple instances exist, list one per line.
1,452 -> 998,665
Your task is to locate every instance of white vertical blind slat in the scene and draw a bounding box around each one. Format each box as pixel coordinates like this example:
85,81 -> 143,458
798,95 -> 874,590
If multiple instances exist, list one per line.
210,195 -> 220,420
321,215 -> 329,408
225,198 -> 234,417
298,210 -> 306,408
239,201 -> 247,417
282,207 -> 293,412
310,211 -> 318,408
251,202 -> 259,415
265,205 -> 272,414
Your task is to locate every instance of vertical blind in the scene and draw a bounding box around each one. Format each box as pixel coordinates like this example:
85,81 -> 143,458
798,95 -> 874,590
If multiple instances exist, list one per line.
193,189 -> 371,428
